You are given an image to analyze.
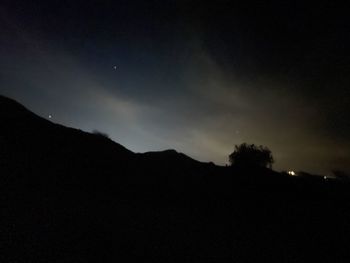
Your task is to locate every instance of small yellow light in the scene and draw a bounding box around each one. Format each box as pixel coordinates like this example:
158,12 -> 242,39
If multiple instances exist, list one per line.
288,171 -> 296,176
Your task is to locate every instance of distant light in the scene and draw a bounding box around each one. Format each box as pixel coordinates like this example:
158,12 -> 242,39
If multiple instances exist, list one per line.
113,65 -> 117,70
324,176 -> 327,180
288,171 -> 296,176
48,115 -> 52,119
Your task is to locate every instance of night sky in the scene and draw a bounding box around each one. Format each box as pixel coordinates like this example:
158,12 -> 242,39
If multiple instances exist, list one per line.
1,1 -> 349,174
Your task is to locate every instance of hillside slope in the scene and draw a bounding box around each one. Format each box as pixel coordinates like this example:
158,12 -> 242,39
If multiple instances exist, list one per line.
1,95 -> 350,262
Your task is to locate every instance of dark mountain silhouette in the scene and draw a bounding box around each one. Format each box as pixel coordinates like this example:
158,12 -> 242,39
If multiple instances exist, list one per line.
1,95 -> 350,262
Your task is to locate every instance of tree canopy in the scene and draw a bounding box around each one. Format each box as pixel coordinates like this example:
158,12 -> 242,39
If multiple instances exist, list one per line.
229,143 -> 274,169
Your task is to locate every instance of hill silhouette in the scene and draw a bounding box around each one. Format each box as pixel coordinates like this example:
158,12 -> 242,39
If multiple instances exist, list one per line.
1,95 -> 350,262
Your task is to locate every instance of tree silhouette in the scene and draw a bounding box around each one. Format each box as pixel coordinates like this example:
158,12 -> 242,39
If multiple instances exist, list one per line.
229,143 -> 274,169
92,130 -> 110,139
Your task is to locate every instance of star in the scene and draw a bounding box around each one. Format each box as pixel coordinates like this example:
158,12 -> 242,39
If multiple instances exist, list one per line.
113,65 -> 117,70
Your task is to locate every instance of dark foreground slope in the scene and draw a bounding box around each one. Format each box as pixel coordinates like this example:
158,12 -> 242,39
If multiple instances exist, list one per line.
1,95 -> 350,262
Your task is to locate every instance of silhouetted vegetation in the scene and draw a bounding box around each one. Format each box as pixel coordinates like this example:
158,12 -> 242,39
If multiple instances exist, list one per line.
92,129 -> 110,139
229,143 -> 274,169
2,95 -> 350,262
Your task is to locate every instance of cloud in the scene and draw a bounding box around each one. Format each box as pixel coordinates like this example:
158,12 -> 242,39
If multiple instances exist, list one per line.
148,46 -> 350,174
1,20 -> 349,175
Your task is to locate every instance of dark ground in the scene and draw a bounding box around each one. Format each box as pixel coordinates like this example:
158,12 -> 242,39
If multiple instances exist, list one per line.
1,95 -> 350,262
